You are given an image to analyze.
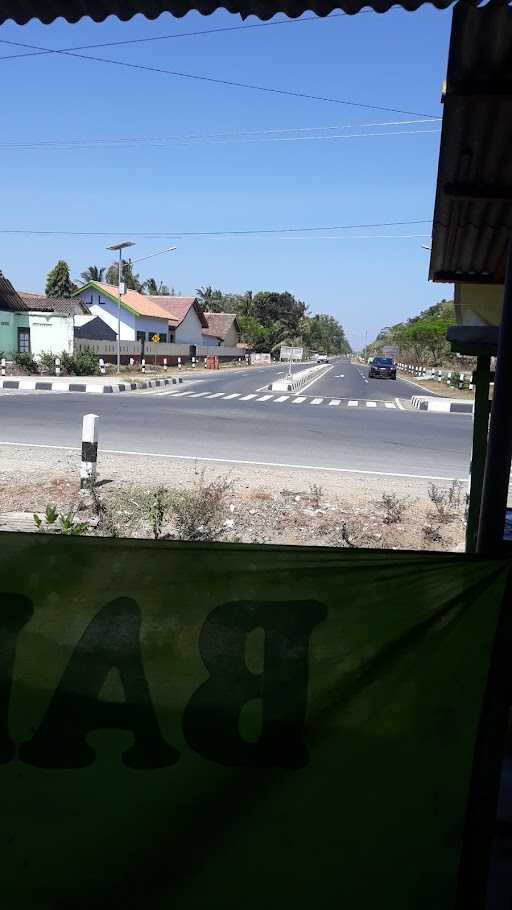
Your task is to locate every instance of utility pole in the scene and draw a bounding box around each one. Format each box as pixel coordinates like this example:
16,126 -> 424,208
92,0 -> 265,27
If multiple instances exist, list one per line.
106,240 -> 135,375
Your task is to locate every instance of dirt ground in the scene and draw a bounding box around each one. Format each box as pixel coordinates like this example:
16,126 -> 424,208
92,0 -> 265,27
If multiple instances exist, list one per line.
397,371 -> 476,400
0,444 -> 467,551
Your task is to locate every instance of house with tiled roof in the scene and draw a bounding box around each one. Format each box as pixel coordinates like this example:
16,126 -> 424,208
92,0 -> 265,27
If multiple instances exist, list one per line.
74,282 -> 208,347
202,313 -> 242,349
1,271 -> 89,357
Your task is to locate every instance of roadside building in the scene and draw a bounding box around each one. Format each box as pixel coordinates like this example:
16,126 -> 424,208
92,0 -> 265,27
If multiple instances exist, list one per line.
74,282 -> 208,346
202,313 -> 242,348
0,272 -> 88,357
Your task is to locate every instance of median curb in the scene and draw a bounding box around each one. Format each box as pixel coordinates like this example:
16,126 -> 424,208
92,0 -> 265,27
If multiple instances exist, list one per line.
411,395 -> 474,414
0,377 -> 183,394
269,363 -> 331,393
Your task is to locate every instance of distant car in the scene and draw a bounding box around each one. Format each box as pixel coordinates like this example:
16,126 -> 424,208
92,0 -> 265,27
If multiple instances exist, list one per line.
368,356 -> 396,379
314,353 -> 328,363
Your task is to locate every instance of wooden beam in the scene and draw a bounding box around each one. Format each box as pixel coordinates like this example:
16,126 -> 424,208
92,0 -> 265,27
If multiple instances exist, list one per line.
433,271 -> 498,284
444,182 -> 512,200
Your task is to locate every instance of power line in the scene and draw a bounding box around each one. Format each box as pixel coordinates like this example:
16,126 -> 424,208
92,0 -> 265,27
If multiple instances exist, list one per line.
0,12 -> 371,62
0,35 -> 439,118
0,220 -> 433,239
0,126 -> 440,151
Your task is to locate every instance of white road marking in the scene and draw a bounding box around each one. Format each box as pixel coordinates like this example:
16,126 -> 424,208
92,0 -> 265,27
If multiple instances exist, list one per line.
240,394 -> 257,400
223,393 -> 241,399
385,402 -> 396,409
257,394 -> 273,401
348,400 -> 359,407
189,392 -> 209,398
206,392 -> 225,398
299,366 -> 333,394
0,440 -> 467,483
274,395 -> 290,403
328,399 -> 341,406
310,398 -> 323,405
169,390 -> 195,397
394,397 -> 405,411
152,389 -> 182,396
292,396 -> 306,403
334,374 -> 345,378
366,401 -> 377,408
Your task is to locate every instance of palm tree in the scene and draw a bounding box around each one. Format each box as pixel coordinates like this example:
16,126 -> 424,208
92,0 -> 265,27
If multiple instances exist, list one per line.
80,265 -> 105,285
196,285 -> 224,313
145,278 -> 170,295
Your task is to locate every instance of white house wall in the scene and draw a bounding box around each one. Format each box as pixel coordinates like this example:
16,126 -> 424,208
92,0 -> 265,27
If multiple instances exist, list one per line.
174,307 -> 206,345
29,312 -> 74,356
77,290 -> 168,340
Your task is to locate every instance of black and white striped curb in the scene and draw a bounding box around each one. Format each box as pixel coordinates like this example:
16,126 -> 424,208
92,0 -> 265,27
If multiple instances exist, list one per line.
411,395 -> 474,414
0,377 -> 183,394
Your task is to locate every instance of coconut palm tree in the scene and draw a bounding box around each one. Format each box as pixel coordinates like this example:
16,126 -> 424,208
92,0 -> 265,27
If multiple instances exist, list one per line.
145,278 -> 170,295
80,265 -> 105,284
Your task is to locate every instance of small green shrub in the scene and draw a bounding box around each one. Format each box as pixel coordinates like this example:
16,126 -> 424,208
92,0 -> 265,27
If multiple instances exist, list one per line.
34,504 -> 88,535
38,350 -> 56,373
60,349 -> 100,376
14,352 -> 39,374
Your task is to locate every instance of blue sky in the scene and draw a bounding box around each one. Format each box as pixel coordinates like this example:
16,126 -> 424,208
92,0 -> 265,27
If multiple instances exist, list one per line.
0,7 -> 452,346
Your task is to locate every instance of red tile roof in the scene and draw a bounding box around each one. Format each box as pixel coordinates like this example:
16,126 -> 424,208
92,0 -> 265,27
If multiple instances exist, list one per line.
149,296 -> 208,328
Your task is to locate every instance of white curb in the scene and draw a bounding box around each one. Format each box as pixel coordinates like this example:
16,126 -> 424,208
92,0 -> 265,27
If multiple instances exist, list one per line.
269,363 -> 330,393
0,377 -> 183,394
411,395 -> 474,414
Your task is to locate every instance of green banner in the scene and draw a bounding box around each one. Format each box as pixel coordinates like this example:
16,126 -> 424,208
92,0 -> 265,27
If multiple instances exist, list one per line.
0,532 -> 509,909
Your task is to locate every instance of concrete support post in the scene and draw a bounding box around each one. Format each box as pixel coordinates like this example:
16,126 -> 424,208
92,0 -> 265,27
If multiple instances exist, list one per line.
80,413 -> 99,490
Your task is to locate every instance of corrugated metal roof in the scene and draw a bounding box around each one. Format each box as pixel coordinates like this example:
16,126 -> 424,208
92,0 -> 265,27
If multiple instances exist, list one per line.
0,272 -> 30,312
429,1 -> 512,285
20,292 -> 91,315
0,0 -> 457,26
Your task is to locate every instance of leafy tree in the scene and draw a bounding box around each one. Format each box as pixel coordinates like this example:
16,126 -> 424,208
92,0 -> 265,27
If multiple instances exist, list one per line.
105,259 -> 145,292
80,265 -> 105,284
367,300 -> 455,364
145,278 -> 170,295
45,260 -> 76,298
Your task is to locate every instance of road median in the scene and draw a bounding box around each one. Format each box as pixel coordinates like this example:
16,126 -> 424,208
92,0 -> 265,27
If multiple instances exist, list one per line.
269,363 -> 331,393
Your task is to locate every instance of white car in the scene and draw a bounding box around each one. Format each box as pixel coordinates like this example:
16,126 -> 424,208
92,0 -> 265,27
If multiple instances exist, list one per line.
315,353 -> 328,363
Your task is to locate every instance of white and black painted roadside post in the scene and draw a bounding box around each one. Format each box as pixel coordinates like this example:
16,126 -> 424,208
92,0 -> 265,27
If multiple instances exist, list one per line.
192,357 -> 196,369
163,357 -> 168,372
1,358 -> 5,377
99,358 -> 106,375
55,356 -> 61,377
80,414 -> 99,490
178,356 -> 182,371
129,357 -> 134,368
204,357 -> 208,368
141,358 -> 146,373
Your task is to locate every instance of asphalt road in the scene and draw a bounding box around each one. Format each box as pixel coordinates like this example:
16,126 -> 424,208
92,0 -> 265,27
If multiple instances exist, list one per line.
0,358 -> 473,481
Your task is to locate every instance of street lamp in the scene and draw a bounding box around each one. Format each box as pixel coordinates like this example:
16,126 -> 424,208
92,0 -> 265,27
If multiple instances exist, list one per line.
106,242 -> 178,374
106,240 -> 135,374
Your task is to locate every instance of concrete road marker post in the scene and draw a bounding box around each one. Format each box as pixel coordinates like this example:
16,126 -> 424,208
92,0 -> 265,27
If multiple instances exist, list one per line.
55,357 -> 61,377
178,356 -> 182,370
141,359 -> 146,374
99,358 -> 106,375
163,358 -> 168,372
1,358 -> 5,377
129,357 -> 134,367
80,413 -> 99,490
192,357 -> 196,369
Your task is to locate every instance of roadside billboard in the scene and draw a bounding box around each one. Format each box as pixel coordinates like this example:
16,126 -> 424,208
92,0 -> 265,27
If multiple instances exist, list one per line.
280,345 -> 303,361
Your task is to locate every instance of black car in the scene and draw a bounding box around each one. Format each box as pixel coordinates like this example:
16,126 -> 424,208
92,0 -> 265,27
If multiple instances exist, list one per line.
368,356 -> 396,379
